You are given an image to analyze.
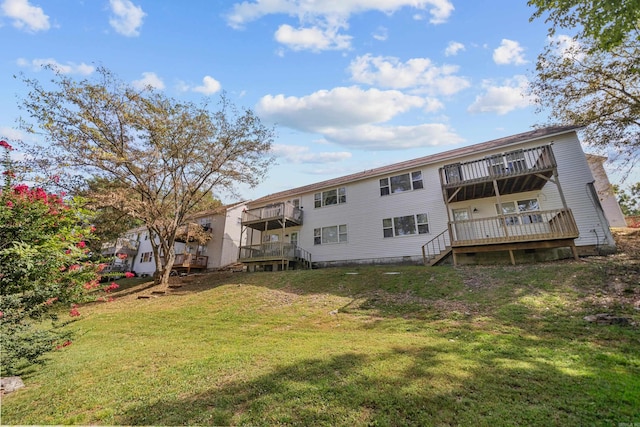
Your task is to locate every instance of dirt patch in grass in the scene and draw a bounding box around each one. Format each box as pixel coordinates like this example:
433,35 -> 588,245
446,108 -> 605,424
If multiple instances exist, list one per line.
580,228 -> 640,312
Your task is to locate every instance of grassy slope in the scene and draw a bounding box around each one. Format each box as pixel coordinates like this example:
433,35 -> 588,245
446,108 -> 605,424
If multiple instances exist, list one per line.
1,260 -> 639,426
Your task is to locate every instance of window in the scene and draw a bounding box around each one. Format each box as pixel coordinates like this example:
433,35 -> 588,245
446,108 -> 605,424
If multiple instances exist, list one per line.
488,155 -> 506,176
314,225 -> 347,245
140,252 -> 152,263
444,163 -> 463,184
288,198 -> 300,208
314,187 -> 346,208
517,199 -> 542,224
380,171 -> 423,196
488,150 -> 527,176
496,202 -> 519,225
496,199 -> 541,225
506,150 -> 526,172
382,214 -> 429,237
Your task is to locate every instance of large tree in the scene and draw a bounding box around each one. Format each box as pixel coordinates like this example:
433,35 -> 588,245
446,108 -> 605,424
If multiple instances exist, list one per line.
528,0 -> 640,51
529,35 -> 639,174
528,1 -> 639,177
20,67 -> 274,287
76,177 -> 142,255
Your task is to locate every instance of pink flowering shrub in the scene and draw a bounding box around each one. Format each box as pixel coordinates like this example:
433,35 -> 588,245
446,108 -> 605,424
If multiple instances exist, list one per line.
0,140 -> 107,374
104,282 -> 120,293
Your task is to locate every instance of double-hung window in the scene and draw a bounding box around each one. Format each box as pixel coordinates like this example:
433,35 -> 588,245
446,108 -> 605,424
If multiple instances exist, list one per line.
382,214 -> 429,237
314,225 -> 348,245
314,187 -> 346,208
140,252 -> 152,262
496,199 -> 542,225
380,171 -> 423,196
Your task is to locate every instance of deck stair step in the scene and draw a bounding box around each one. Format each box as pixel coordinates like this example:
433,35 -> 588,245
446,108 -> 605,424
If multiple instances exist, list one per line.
422,230 -> 452,266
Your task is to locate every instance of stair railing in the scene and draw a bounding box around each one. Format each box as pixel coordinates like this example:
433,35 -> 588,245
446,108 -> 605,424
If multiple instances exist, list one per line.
421,229 -> 451,266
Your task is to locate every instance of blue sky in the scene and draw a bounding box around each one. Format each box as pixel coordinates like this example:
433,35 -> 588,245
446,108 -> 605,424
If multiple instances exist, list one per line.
0,0 -> 626,202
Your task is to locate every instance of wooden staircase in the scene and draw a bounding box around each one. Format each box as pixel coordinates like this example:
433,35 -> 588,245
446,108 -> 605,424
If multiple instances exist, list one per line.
421,229 -> 452,266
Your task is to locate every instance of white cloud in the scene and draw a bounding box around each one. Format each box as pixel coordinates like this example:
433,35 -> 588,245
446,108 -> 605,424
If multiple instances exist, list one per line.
257,86 -> 426,132
0,126 -> 26,142
132,72 -> 165,90
444,41 -> 465,56
17,57 -> 95,75
271,144 -> 352,164
274,24 -> 352,51
1,0 -> 49,32
226,0 -> 454,29
109,0 -> 145,37
467,75 -> 536,115
372,26 -> 388,41
257,86 -> 463,150
322,123 -> 464,150
193,76 -> 222,95
550,34 -> 584,60
348,54 -> 470,96
226,1 -> 453,52
493,39 -> 528,65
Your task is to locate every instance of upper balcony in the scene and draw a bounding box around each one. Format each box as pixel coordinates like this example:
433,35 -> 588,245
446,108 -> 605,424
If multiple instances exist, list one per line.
241,202 -> 303,231
175,222 -> 212,244
440,145 -> 556,202
101,238 -> 139,256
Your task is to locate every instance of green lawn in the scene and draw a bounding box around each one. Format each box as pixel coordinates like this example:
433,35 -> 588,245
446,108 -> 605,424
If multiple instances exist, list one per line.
2,261 -> 639,426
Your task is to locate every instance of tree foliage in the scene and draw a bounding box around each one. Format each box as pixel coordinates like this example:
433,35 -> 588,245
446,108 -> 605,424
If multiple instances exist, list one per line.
76,177 -> 142,255
19,67 -> 275,286
614,182 -> 640,216
529,34 -> 639,177
1,140 -> 103,374
528,0 -> 640,51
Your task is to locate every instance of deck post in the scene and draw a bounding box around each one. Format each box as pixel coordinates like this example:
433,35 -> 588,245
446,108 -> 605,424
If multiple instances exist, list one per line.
570,243 -> 579,260
493,179 -> 510,238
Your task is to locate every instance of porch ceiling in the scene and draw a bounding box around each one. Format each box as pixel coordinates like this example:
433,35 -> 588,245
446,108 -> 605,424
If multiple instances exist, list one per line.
243,218 -> 300,231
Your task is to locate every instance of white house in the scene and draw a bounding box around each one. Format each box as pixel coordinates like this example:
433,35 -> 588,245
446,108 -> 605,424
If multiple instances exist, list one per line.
585,154 -> 627,228
238,126 -> 618,270
102,202 -> 247,277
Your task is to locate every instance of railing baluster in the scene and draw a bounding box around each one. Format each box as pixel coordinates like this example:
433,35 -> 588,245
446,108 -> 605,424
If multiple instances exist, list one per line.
447,209 -> 577,246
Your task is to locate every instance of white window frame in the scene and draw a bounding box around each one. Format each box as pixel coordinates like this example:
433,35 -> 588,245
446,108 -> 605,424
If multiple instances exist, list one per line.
496,199 -> 542,225
314,225 -> 347,245
314,187 -> 346,208
140,252 -> 152,263
380,171 -> 423,196
382,213 -> 429,237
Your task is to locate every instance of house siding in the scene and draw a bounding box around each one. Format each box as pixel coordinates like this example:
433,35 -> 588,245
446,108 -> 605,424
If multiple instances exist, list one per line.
244,128 -> 617,265
586,155 -> 627,228
551,134 -> 616,250
122,202 -> 248,275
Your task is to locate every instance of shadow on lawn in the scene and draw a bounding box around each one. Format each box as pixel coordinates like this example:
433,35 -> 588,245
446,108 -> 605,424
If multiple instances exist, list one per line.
117,338 -> 636,426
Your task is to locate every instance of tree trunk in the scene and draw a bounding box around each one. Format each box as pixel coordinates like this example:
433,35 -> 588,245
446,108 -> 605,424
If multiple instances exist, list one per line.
156,245 -> 175,288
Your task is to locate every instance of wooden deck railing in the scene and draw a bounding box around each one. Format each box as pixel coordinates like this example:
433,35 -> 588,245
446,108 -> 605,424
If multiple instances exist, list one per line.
449,208 -> 578,246
440,145 -> 555,186
239,242 -> 311,265
242,202 -> 302,223
161,254 -> 208,269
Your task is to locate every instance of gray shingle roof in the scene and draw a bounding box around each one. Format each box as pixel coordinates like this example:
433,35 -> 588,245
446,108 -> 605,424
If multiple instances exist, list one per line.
250,125 -> 582,205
